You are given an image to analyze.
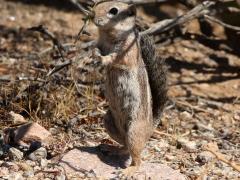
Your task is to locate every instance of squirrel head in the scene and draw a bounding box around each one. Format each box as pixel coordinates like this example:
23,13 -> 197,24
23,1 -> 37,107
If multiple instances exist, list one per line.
93,1 -> 136,33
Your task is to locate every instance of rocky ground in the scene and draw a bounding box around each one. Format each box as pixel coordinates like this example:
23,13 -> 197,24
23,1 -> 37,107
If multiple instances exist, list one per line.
0,0 -> 240,179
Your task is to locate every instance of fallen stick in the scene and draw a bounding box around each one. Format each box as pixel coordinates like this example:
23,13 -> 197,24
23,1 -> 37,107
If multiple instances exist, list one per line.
142,1 -> 215,35
28,25 -> 73,77
69,0 -> 94,16
28,25 -> 66,62
204,14 -> 240,31
175,100 -> 214,115
46,60 -> 72,77
119,0 -> 167,4
203,143 -> 240,172
92,0 -> 167,4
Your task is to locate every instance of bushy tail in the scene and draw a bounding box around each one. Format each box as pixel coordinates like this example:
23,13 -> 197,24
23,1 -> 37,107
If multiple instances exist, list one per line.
140,34 -> 168,127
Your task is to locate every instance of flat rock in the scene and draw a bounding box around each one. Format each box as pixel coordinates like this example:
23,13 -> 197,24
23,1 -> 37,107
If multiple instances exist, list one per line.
28,147 -> 47,161
11,123 -> 51,144
59,146 -> 186,179
177,138 -> 197,152
9,147 -> 23,160
9,111 -> 27,125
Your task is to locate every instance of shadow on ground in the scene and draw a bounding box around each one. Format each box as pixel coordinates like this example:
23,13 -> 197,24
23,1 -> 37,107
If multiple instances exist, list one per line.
78,145 -> 130,169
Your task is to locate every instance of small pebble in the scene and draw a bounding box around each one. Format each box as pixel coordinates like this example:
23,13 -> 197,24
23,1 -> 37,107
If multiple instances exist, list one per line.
0,167 -> 9,177
25,160 -> 36,166
9,147 -> 23,160
40,158 -> 48,168
49,128 -> 58,136
23,170 -> 34,178
165,155 -> 175,161
56,174 -> 66,180
7,172 -> 24,180
177,138 -> 197,152
28,147 -> 47,161
18,162 -> 32,172
9,111 -> 27,125
33,166 -> 41,171
179,111 -> 192,120
196,151 -> 214,164
233,113 -> 240,121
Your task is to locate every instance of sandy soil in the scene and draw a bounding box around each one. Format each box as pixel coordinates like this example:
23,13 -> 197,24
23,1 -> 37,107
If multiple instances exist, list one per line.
0,0 -> 239,179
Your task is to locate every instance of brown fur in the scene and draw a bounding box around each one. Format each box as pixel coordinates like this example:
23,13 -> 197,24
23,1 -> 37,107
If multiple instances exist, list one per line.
93,1 -> 167,168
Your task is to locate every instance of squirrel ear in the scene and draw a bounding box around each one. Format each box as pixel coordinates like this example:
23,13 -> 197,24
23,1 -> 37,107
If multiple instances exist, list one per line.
128,4 -> 136,16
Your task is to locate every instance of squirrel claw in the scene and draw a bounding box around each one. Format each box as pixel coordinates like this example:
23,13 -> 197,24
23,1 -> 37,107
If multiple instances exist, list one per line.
92,48 -> 102,59
119,166 -> 139,178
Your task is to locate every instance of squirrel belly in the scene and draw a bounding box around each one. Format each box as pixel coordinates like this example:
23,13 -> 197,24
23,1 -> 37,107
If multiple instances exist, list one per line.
105,61 -> 153,140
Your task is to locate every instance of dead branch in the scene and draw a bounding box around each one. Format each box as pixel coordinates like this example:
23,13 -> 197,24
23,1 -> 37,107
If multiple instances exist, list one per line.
119,0 -> 167,4
203,143 -> 240,172
28,25 -> 72,77
142,1 -> 216,35
227,7 -> 240,13
69,0 -> 94,17
175,100 -> 214,115
204,15 -> 240,31
92,0 -> 167,4
77,0 -> 95,5
28,25 -> 66,62
75,17 -> 91,43
46,61 -> 72,77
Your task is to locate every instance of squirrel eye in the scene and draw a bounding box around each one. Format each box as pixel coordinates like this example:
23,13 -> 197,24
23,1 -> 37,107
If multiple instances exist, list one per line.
108,7 -> 118,16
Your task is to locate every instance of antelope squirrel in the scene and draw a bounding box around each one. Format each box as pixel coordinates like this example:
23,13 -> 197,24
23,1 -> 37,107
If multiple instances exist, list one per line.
92,0 -> 167,175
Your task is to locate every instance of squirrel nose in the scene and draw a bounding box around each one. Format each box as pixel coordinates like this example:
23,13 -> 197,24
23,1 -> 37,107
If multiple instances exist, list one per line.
94,18 -> 104,26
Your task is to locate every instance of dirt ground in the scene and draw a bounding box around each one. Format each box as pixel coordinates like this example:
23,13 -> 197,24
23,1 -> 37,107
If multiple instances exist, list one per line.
0,0 -> 240,179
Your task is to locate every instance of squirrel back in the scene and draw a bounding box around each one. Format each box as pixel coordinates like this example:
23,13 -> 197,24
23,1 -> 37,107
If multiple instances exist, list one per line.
140,34 -> 168,127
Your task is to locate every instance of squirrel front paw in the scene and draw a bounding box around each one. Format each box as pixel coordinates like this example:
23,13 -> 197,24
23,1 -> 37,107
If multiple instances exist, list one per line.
91,48 -> 102,60
91,48 -> 116,65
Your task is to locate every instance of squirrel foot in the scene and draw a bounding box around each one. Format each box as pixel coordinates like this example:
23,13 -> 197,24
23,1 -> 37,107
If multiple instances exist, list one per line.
91,48 -> 102,60
119,165 -> 139,178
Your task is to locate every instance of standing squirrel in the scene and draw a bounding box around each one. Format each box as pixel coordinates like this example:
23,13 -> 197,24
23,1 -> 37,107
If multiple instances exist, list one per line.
92,0 -> 167,175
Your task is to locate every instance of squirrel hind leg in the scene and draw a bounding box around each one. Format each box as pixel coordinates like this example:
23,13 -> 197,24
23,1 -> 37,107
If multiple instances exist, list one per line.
118,140 -> 142,178
120,154 -> 141,178
104,110 -> 125,145
103,110 -> 129,156
125,122 -> 150,171
119,136 -> 142,178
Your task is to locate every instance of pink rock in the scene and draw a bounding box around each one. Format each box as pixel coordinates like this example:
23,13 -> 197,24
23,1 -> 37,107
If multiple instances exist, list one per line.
9,111 -> 27,125
59,147 -> 186,179
4,122 -> 51,146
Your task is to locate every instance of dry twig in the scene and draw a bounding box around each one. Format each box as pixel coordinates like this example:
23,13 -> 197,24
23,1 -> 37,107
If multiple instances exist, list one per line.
175,100 -> 214,115
28,25 -> 66,62
28,25 -> 72,77
75,17 -> 91,43
69,0 -> 94,16
92,0 -> 167,4
204,14 -> 240,31
119,0 -> 167,4
46,61 -> 72,77
142,1 -> 215,35
203,143 -> 240,172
